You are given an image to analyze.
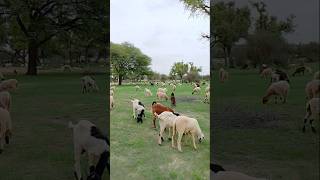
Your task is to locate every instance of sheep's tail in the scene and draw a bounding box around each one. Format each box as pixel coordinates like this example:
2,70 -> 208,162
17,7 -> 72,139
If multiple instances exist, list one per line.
68,121 -> 75,129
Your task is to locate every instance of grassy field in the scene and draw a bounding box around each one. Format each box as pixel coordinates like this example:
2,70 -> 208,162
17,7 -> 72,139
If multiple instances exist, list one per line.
110,83 -> 210,179
212,65 -> 319,180
0,73 -> 109,180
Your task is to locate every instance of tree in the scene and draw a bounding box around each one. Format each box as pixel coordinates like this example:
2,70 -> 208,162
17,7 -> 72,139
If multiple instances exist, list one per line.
0,0 -> 108,75
170,61 -> 189,80
110,42 -> 151,85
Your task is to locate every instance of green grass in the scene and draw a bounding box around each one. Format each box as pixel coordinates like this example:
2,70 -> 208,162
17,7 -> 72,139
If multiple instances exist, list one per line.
212,65 -> 319,180
110,84 -> 210,179
0,73 -> 109,180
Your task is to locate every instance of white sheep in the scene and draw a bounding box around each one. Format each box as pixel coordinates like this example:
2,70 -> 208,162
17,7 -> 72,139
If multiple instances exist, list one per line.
131,99 -> 145,123
314,71 -> 320,80
192,87 -> 201,95
262,80 -> 290,104
302,98 -> 320,133
305,80 -> 320,100
154,112 -> 179,145
145,88 -> 152,97
156,91 -> 169,101
0,79 -> 18,92
110,95 -> 114,110
260,67 -> 272,79
219,68 -> 229,83
204,91 -> 210,104
69,120 -> 109,180
0,91 -> 11,111
0,107 -> 12,153
80,76 -> 99,93
171,84 -> 176,92
134,85 -> 140,91
172,116 -> 204,152
110,89 -> 114,96
205,86 -> 210,93
157,88 -> 167,93
110,86 -> 116,92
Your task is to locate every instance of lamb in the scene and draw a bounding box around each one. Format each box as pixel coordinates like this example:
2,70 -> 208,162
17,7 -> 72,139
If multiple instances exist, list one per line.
262,80 -> 290,104
260,67 -> 272,79
204,91 -> 210,104
219,68 -> 229,83
80,76 -> 99,93
172,115 -> 204,152
314,71 -> 320,80
302,98 -> 319,133
151,102 -> 175,128
211,163 -> 267,180
0,107 -> 12,153
134,85 -> 140,91
305,80 -> 320,100
69,120 -> 109,180
156,91 -> 169,101
145,88 -> 152,97
110,95 -> 114,110
131,99 -> 145,123
0,91 -> 11,111
192,87 -> 201,95
0,79 -> 18,92
154,111 -> 179,145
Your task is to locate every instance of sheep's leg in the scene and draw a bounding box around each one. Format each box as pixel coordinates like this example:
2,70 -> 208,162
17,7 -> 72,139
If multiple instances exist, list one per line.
192,134 -> 197,150
73,147 -> 82,180
152,116 -> 156,128
158,126 -> 165,145
310,119 -> 317,133
302,118 -> 308,133
168,128 -> 172,141
177,133 -> 183,152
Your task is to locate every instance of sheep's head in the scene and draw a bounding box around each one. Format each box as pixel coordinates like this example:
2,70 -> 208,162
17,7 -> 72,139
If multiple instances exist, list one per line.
198,133 -> 205,143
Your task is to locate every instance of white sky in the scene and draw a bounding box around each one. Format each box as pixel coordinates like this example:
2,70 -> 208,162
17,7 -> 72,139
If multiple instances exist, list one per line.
110,0 -> 210,75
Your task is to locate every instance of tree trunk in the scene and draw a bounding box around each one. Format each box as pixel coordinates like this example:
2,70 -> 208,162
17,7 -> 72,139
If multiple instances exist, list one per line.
227,46 -> 235,68
223,47 -> 229,67
26,43 -> 38,75
118,75 -> 122,85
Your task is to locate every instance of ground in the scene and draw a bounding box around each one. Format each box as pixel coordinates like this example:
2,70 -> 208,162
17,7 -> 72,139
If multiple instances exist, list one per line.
0,73 -> 109,180
212,65 -> 319,180
110,83 -> 210,179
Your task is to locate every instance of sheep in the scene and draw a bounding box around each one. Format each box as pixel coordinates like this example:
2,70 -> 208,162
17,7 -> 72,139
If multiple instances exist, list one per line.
151,102 -> 175,128
110,95 -> 114,110
205,86 -> 210,93
0,107 -> 12,153
302,98 -> 320,133
0,79 -> 18,92
154,111 -> 179,145
80,76 -> 99,93
262,80 -> 290,104
171,84 -> 176,91
145,88 -> 152,97
219,68 -> 229,83
157,88 -> 167,93
131,99 -> 145,123
0,91 -> 11,111
156,91 -> 169,101
314,71 -> 320,80
161,82 -> 166,87
270,72 -> 280,83
134,85 -> 140,91
211,163 -> 267,180
204,91 -> 210,104
170,92 -> 176,106
110,86 -> 116,92
61,65 -> 72,72
270,70 -> 290,84
110,89 -> 114,96
260,67 -> 272,79
292,66 -> 306,76
305,80 -> 320,100
172,115 -> 204,152
69,120 -> 109,180
192,87 -> 201,95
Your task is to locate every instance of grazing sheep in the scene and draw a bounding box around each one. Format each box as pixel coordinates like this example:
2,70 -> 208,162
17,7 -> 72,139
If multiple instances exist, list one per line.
0,79 -> 18,92
260,67 -> 272,79
211,163 -> 267,180
262,80 -> 290,104
131,99 -> 145,123
0,107 -> 12,153
151,102 -> 175,128
219,68 -> 229,83
205,86 -> 210,93
154,111 -> 179,145
302,98 -> 320,133
192,87 -> 201,95
157,88 -> 167,93
69,120 -> 109,180
292,66 -> 306,76
145,88 -> 152,97
259,64 -> 268,73
0,91 -> 11,111
171,84 -> 176,91
172,115 -> 204,152
314,71 -> 320,80
204,91 -> 210,104
81,76 -> 99,93
156,91 -> 169,101
270,70 -> 290,84
61,65 -> 72,72
134,85 -> 140,91
171,92 -> 176,106
270,72 -> 280,83
110,95 -> 114,110
305,80 -> 320,100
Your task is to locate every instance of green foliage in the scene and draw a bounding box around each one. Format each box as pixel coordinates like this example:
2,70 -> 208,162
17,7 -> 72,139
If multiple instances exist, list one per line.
170,61 -> 189,79
180,0 -> 210,15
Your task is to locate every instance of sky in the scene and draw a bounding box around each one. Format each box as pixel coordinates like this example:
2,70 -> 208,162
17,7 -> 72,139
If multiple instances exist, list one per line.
233,0 -> 319,43
110,0 -> 210,75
